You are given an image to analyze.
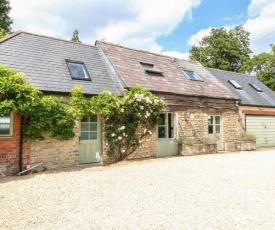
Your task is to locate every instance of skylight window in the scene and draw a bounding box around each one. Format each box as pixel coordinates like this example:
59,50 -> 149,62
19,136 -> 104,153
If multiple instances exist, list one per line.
182,70 -> 201,81
228,80 -> 242,89
140,62 -> 163,74
249,83 -> 262,92
66,60 -> 91,80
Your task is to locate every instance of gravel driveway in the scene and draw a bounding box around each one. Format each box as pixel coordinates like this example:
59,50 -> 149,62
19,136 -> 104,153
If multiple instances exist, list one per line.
1,149 -> 275,229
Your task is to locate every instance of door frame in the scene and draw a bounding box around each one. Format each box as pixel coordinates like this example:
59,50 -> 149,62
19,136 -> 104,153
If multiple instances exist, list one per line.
79,114 -> 101,164
207,114 -> 223,150
156,112 -> 178,157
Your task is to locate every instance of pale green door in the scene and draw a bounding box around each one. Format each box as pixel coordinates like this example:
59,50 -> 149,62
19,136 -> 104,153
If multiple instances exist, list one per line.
208,115 -> 223,150
156,113 -> 178,157
79,115 -> 101,164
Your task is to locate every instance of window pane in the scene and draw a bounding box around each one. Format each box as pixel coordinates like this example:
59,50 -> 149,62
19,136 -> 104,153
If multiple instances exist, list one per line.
208,125 -> 213,134
68,62 -> 88,79
0,124 -> 10,135
208,116 -> 213,125
215,116 -> 220,125
81,123 -> 89,131
158,114 -> 165,125
90,115 -> 97,122
90,132 -> 97,140
80,132 -> 89,140
75,64 -> 86,78
184,70 -> 200,80
215,125 -> 220,134
81,117 -> 89,122
0,114 -> 10,123
158,126 -> 166,138
90,123 -> 97,131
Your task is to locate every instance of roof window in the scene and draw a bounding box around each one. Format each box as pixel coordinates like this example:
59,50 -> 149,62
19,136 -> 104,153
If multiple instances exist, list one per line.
228,80 -> 242,89
140,62 -> 163,74
182,70 -> 202,81
66,60 -> 91,81
249,83 -> 262,92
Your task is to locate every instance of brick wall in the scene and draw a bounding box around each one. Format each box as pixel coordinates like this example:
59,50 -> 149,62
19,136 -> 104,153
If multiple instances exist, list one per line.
239,106 -> 275,129
0,112 -> 30,176
30,121 -> 79,170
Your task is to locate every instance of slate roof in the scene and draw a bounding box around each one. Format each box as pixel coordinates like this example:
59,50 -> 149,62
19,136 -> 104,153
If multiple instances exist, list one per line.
208,68 -> 275,107
0,31 -> 124,95
96,41 -> 238,100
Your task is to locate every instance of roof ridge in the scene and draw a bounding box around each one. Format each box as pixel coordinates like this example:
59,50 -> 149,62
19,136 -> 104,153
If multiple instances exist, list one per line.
96,40 -> 200,64
206,67 -> 254,77
0,30 -> 97,48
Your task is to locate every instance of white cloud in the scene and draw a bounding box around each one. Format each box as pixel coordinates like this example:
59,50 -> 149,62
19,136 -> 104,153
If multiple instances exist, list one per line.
243,0 -> 275,54
187,27 -> 212,46
161,51 -> 190,60
9,0 -> 201,53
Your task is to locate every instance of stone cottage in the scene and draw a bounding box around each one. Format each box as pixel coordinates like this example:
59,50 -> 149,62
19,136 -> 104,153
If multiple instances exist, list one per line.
1,31 -> 244,175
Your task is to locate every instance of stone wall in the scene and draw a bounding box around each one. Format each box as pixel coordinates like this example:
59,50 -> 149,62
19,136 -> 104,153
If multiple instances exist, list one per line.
0,112 -> 30,176
30,121 -> 79,170
101,117 -> 156,164
164,94 -> 240,149
101,94 -> 240,163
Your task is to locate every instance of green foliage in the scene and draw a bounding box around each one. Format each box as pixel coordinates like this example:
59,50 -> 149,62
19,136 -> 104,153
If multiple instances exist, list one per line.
69,86 -> 166,161
23,96 -> 75,141
241,44 -> 275,90
0,65 -> 40,115
68,86 -> 94,118
240,132 -> 256,142
0,29 -> 6,39
71,29 -> 81,43
190,26 -> 251,72
0,0 -> 13,33
0,65 -> 75,141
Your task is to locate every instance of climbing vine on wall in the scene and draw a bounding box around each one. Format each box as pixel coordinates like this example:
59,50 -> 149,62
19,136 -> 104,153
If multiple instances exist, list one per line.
1,66 -> 166,161
69,86 -> 166,161
0,65 -> 75,141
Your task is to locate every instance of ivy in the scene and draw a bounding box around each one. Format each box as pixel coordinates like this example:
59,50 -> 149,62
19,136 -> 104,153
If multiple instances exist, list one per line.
0,65 -> 75,141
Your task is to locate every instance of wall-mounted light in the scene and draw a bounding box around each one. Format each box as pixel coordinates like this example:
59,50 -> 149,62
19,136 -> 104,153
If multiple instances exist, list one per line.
235,101 -> 240,107
238,114 -> 243,122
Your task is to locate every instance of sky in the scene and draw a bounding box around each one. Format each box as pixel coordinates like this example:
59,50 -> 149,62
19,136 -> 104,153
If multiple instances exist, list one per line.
9,0 -> 275,60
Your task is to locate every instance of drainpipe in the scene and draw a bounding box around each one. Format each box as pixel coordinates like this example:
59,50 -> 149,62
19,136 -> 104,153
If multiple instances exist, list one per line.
19,115 -> 23,172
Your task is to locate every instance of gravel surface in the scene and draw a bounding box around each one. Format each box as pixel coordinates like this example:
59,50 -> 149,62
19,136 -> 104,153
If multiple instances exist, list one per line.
1,149 -> 275,229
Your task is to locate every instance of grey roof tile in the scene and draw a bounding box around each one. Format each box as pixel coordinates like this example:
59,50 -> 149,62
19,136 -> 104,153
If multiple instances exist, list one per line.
0,31 -> 124,95
208,68 -> 275,107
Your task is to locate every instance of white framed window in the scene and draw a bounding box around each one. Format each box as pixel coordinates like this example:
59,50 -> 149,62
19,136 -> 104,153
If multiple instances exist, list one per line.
0,113 -> 13,137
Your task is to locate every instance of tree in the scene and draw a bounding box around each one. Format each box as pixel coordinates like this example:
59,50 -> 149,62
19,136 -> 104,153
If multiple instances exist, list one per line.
189,26 -> 252,72
0,29 -> 5,39
241,44 -> 275,91
0,0 -> 13,34
71,29 -> 81,43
